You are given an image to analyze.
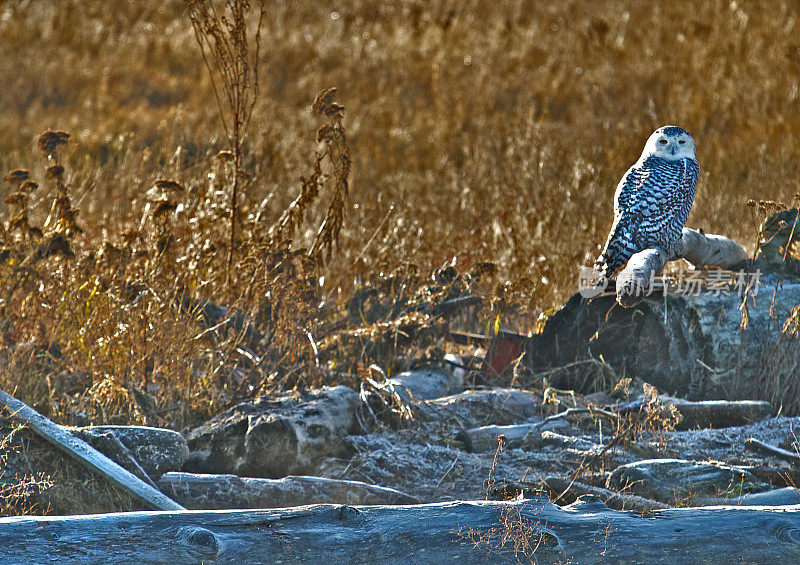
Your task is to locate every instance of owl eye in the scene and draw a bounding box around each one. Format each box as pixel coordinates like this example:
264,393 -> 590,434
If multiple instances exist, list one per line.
679,140 -> 686,144
658,139 -> 668,144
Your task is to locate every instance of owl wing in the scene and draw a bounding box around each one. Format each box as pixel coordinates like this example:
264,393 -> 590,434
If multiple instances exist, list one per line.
595,164 -> 650,277
596,158 -> 698,278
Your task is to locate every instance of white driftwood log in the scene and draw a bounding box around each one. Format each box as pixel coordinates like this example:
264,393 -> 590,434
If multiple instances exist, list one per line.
156,473 -> 417,509
3,499 -> 800,563
0,388 -> 185,511
616,227 -> 748,307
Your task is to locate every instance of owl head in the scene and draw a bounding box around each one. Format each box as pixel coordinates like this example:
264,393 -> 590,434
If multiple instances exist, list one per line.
642,126 -> 697,161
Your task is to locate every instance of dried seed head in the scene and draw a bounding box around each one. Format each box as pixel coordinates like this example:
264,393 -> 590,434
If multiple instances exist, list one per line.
46,165 -> 65,180
152,200 -> 178,217
4,169 -> 30,185
4,192 -> 27,205
154,179 -> 185,192
316,124 -> 334,142
20,180 -> 38,193
762,209 -> 800,239
37,130 -> 70,156
312,87 -> 345,119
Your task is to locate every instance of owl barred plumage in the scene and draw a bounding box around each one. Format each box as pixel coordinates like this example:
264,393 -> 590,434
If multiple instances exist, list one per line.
595,126 -> 699,278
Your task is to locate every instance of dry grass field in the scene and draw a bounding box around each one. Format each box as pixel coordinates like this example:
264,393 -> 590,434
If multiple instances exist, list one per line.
1,0 -> 799,429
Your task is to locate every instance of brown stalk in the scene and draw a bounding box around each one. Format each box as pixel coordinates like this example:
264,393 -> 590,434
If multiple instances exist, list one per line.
186,0 -> 266,284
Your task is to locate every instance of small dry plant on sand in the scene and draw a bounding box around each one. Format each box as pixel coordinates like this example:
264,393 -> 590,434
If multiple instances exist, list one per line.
454,435 -> 557,563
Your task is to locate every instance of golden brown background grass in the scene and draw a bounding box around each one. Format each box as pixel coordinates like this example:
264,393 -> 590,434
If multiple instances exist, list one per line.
1,0 -> 798,428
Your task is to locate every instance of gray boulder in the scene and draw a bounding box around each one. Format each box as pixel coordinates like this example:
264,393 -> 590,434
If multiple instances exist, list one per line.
185,385 -> 359,477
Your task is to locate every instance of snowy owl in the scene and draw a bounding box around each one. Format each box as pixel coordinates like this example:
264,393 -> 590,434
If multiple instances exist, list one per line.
595,125 -> 699,278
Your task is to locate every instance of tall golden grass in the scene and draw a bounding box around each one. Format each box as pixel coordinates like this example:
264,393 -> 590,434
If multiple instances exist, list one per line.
1,0 -> 799,427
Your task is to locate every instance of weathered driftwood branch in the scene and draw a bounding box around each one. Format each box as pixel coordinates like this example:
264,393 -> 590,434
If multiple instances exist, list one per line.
745,438 -> 800,465
670,399 -> 773,429
0,388 -> 185,511
71,428 -> 159,489
542,475 -> 671,513
617,397 -> 773,430
693,487 -> 800,507
454,407 -> 604,452
454,416 -> 573,453
3,499 -> 800,563
157,473 -> 417,509
454,423 -> 540,452
616,227 -> 748,307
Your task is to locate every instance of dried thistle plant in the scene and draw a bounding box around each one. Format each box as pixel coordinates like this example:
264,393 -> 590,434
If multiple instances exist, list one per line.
4,180 -> 38,244
186,0 -> 266,284
38,133 -> 82,239
3,169 -> 31,188
268,87 -> 351,264
37,131 -> 70,161
309,88 -> 351,261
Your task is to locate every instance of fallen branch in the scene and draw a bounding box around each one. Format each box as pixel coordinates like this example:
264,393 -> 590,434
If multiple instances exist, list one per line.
542,475 -> 671,512
157,473 -> 417,509
745,438 -> 800,466
4,499 -> 800,563
454,407 -> 608,452
0,387 -> 184,511
454,422 -> 544,453
616,397 -> 773,430
671,399 -> 772,429
616,227 -> 748,307
72,429 -> 158,489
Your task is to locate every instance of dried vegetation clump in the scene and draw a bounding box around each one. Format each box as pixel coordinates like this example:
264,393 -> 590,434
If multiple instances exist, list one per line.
1,1 -> 800,430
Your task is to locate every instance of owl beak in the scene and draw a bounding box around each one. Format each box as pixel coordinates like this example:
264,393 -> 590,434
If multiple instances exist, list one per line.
669,145 -> 677,155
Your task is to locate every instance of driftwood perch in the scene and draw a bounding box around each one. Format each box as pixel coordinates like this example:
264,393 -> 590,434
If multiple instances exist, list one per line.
3,499 -> 800,563
616,227 -> 748,307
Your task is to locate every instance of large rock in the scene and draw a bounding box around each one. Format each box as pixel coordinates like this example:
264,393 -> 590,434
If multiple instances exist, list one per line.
71,425 -> 188,480
524,274 -> 800,409
184,385 -> 359,478
525,293 -> 705,396
359,368 -> 465,429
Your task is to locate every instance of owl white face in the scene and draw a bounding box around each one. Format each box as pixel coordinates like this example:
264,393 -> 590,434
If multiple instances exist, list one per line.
641,126 -> 697,161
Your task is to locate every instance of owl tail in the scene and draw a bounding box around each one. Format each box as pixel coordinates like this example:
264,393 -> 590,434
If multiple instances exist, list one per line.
595,223 -> 636,279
